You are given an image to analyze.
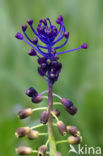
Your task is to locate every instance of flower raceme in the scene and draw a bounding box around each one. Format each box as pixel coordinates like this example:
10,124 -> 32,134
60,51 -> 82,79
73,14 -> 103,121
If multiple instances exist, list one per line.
15,15 -> 88,85
15,15 -> 88,156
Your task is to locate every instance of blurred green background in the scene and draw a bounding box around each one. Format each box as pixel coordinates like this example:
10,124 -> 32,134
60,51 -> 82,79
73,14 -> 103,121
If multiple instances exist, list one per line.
0,0 -> 103,156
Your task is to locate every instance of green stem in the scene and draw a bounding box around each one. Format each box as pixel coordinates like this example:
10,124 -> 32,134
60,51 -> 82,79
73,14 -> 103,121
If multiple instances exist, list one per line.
56,140 -> 68,145
39,133 -> 48,136
43,96 -> 48,99
33,150 -> 50,155
45,139 -> 49,146
31,123 -> 44,130
33,150 -> 38,153
48,82 -> 56,156
51,111 -> 59,122
54,102 -> 62,105
53,93 -> 62,100
32,107 -> 47,112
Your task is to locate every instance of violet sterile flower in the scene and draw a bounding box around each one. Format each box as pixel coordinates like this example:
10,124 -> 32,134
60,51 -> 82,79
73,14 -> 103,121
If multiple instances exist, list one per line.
15,15 -> 88,85
15,15 -> 88,156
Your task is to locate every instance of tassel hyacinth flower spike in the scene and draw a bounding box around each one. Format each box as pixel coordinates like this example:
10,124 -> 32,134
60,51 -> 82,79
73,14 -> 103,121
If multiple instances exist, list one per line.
15,15 -> 88,156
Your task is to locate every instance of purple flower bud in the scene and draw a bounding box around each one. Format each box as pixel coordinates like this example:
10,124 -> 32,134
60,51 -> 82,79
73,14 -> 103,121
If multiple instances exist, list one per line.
68,136 -> 82,144
40,110 -> 49,124
57,62 -> 62,70
22,24 -> 27,32
25,87 -> 38,97
32,95 -> 42,103
38,145 -> 47,156
53,62 -> 62,75
54,55 -> 59,60
15,32 -> 23,40
27,19 -> 33,25
50,25 -> 54,29
56,19 -> 61,25
16,146 -> 33,155
38,67 -> 47,76
61,98 -> 73,108
42,25 -> 46,30
38,23 -> 41,27
15,127 -> 30,138
65,106 -> 77,115
27,130 -> 39,140
58,15 -> 63,21
37,27 -> 44,34
33,37 -> 38,45
46,30 -> 51,37
38,57 -> 46,65
51,61 -> 58,69
18,108 -> 32,119
56,15 -> 63,25
81,43 -> 88,49
43,19 -> 47,26
28,49 -> 37,56
41,63 -> 47,69
66,126 -> 79,136
57,121 -> 67,136
64,32 -> 69,39
39,19 -> 44,23
53,109 -> 60,117
46,17 -> 49,21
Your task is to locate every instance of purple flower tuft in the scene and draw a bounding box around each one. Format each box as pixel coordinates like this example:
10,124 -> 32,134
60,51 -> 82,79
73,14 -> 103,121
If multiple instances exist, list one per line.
27,19 -> 33,25
58,15 -> 64,22
28,49 -> 37,56
81,43 -> 88,49
33,37 -> 38,45
22,24 -> 27,32
15,15 -> 88,84
15,32 -> 23,40
64,32 -> 69,39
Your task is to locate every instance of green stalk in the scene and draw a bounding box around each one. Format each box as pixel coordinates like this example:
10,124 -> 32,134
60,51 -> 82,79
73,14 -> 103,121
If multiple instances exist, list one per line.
48,81 -> 56,156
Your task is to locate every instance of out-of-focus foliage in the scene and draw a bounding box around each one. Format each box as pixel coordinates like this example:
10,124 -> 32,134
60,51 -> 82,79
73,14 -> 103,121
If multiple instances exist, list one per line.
0,0 -> 103,156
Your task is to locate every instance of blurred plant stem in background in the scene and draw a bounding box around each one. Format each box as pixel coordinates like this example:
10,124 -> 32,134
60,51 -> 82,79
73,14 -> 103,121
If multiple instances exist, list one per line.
0,0 -> 103,156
